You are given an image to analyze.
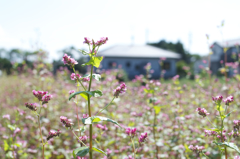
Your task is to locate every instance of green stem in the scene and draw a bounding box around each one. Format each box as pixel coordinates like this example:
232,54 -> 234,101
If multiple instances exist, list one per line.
206,117 -> 215,128
218,105 -> 227,159
131,138 -> 136,159
88,65 -> 94,159
95,97 -> 115,116
201,152 -> 209,159
37,105 -> 45,159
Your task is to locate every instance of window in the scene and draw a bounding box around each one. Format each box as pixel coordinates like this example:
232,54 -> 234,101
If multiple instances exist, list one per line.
108,61 -> 117,68
163,61 -> 171,70
135,65 -> 140,70
126,61 -> 131,68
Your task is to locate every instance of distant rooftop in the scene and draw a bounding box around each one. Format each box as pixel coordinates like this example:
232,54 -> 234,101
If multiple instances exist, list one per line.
216,38 -> 240,47
98,45 -> 181,59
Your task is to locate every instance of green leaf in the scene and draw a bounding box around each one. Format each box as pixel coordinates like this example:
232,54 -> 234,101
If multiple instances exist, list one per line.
144,88 -> 154,94
72,147 -> 89,158
4,140 -> 9,151
154,106 -> 161,115
69,90 -> 103,101
92,147 -> 107,156
225,110 -> 235,119
82,56 -> 103,68
92,74 -> 101,81
214,142 -> 240,154
7,124 -> 16,131
82,116 -> 122,128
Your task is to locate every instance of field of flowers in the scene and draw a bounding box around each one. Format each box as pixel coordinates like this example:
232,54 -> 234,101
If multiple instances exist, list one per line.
1,38 -> 240,159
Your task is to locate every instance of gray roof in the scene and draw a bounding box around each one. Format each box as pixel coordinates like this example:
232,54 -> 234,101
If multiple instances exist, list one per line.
98,45 -> 181,59
216,38 -> 240,47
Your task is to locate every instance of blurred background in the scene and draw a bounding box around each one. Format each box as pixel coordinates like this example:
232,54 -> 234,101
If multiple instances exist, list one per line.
1,0 -> 240,78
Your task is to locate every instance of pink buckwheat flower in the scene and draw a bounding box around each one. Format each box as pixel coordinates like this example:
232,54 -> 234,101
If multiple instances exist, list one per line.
46,130 -> 61,141
212,95 -> 223,104
189,145 -> 205,153
60,116 -> 73,129
139,132 -> 148,143
95,37 -> 108,46
82,114 -> 89,119
82,77 -> 90,82
126,127 -> 137,138
235,156 -> 240,159
25,103 -> 37,111
96,124 -> 108,131
233,120 -> 240,130
42,94 -> 53,104
114,83 -> 127,98
32,90 -> 48,101
62,54 -> 78,68
78,135 -> 88,142
70,73 -> 76,80
223,95 -> 234,105
83,37 -> 92,45
2,114 -> 10,120
196,108 -> 209,117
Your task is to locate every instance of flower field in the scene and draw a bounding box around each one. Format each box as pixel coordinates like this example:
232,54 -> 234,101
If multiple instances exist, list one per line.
1,38 -> 240,159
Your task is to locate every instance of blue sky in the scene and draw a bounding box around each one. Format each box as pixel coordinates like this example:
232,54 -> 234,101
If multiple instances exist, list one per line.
0,0 -> 240,61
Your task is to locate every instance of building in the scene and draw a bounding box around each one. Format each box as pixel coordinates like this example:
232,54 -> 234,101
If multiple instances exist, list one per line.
194,39 -> 240,75
98,45 -> 181,79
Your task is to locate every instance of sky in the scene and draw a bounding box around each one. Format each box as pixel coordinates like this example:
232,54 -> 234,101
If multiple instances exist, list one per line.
0,0 -> 240,61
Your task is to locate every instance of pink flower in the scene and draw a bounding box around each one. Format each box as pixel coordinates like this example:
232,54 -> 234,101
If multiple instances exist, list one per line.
2,114 -> 10,120
47,130 -> 61,141
78,135 -> 88,142
196,108 -> 209,117
25,103 -> 37,111
95,37 -> 108,46
14,127 -> 21,135
83,37 -> 92,45
212,95 -> 223,104
32,90 -> 48,101
60,116 -> 73,128
139,132 -> 148,143
62,54 -> 78,68
126,127 -> 137,137
42,94 -> 53,104
223,96 -> 234,105
189,145 -> 205,153
114,83 -> 127,98
82,114 -> 89,119
70,73 -> 76,80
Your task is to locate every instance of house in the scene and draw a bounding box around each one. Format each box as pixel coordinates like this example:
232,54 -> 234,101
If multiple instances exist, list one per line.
194,39 -> 240,75
97,45 -> 181,79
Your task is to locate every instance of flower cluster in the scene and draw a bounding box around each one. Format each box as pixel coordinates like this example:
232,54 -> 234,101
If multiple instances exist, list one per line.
32,90 -> 52,104
196,108 -> 209,117
60,116 -> 73,129
95,37 -> 108,46
62,54 -> 78,68
42,94 -> 53,104
139,132 -> 147,143
70,73 -> 89,82
188,145 -> 205,153
83,37 -> 108,47
78,135 -> 88,142
223,95 -> 234,105
32,90 -> 48,101
216,130 -> 227,141
96,124 -> 108,131
82,114 -> 89,119
229,130 -> 240,138
25,103 -> 37,111
212,95 -> 223,104
46,130 -> 61,141
114,83 -> 127,98
233,120 -> 240,130
126,127 -> 137,138
204,130 -> 217,137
